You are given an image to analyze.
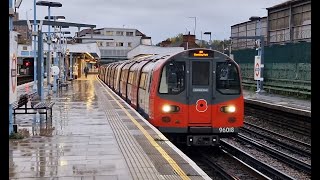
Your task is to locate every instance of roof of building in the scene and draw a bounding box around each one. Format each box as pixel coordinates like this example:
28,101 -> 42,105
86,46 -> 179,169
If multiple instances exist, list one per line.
266,0 -> 309,10
13,20 -> 96,28
127,45 -> 184,59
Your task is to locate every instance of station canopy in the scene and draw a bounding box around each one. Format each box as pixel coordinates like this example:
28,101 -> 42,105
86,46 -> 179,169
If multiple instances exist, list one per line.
67,43 -> 101,60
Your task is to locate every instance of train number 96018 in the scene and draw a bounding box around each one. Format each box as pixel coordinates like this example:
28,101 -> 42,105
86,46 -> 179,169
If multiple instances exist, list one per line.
219,127 -> 234,133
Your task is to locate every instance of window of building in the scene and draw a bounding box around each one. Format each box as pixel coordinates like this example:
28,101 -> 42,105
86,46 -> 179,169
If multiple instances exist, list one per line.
105,31 -> 113,36
106,42 -> 114,47
128,42 -> 132,47
97,42 -> 103,47
126,32 -> 134,36
116,42 -> 124,47
23,46 -> 28,50
116,31 -> 124,36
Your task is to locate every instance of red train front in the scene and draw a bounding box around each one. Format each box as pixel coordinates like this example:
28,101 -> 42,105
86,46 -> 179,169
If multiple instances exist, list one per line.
99,48 -> 244,146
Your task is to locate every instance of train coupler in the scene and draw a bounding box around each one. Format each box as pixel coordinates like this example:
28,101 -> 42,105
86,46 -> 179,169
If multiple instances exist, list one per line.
187,135 -> 220,146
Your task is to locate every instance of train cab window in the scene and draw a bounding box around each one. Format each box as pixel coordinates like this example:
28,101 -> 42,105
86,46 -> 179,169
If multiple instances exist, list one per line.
159,61 -> 185,94
192,62 -> 209,85
216,62 -> 241,94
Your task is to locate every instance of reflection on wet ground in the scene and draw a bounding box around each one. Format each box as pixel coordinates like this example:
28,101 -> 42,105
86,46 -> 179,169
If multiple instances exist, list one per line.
9,75 -> 131,179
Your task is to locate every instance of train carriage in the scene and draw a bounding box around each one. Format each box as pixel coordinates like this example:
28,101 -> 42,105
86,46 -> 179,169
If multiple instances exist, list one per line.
99,48 -> 243,146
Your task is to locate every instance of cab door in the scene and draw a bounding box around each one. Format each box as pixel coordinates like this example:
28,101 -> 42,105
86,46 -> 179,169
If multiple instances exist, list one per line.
188,60 -> 213,124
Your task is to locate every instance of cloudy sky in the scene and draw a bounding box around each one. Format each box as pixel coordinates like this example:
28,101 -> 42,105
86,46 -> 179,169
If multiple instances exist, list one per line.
17,0 -> 287,44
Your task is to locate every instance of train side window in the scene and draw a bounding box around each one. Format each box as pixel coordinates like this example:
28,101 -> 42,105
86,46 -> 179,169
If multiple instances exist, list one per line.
216,62 -> 241,94
128,71 -> 134,84
159,61 -> 185,94
147,70 -> 153,92
139,73 -> 147,89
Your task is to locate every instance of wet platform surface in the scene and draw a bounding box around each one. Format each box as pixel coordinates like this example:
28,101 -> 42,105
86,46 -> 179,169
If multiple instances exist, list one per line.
10,75 -> 210,180
10,76 -> 132,179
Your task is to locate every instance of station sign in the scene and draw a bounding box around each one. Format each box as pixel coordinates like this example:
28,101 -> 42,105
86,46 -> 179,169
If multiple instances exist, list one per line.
10,31 -> 18,104
254,56 -> 262,80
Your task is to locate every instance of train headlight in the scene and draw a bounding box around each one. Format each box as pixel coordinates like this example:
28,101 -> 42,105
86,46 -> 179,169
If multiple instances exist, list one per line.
162,105 -> 180,113
162,105 -> 171,113
220,105 -> 236,113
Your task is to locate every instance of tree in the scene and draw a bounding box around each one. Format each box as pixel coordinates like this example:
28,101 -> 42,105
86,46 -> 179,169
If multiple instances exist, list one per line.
169,33 -> 183,43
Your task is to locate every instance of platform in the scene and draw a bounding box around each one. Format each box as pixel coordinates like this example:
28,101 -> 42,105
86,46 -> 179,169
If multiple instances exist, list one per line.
9,75 -> 211,180
243,90 -> 311,117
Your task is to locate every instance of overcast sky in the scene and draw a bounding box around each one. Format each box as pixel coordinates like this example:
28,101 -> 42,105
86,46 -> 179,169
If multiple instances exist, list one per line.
17,0 -> 287,44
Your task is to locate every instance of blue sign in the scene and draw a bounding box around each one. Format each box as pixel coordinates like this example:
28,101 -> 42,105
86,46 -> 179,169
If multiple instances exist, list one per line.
21,51 -> 30,56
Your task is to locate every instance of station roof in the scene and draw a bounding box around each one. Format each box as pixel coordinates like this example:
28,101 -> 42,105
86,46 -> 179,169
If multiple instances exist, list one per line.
67,43 -> 101,59
13,20 -> 96,28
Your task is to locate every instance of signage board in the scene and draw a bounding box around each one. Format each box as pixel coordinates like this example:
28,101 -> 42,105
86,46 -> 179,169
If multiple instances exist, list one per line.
10,31 -> 18,104
254,56 -> 262,80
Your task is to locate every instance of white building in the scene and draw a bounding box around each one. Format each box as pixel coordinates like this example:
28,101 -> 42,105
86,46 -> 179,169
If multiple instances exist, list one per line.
76,27 -> 152,64
127,45 -> 184,59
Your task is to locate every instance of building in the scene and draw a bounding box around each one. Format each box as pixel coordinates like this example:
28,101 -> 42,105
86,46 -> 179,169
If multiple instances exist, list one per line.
231,0 -> 311,50
127,45 -> 184,59
159,33 -> 200,50
267,0 -> 311,44
231,17 -> 268,50
13,13 -> 32,45
76,28 -> 152,64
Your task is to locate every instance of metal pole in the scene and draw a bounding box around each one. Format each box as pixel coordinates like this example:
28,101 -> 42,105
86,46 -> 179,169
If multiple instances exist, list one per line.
257,19 -> 264,92
9,0 -> 13,135
194,17 -> 196,36
260,36 -> 265,91
47,6 -> 51,95
53,19 -> 58,93
209,33 -> 212,49
64,34 -> 68,82
37,31 -> 44,100
32,0 -> 37,91
69,53 -> 73,79
59,26 -> 62,81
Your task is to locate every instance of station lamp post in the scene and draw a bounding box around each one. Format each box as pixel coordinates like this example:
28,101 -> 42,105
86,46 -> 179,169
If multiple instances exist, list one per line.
188,17 -> 197,36
249,16 -> 264,93
44,15 -> 65,93
44,15 -> 65,89
59,31 -> 70,82
204,32 -> 212,49
36,1 -> 62,98
31,0 -> 38,91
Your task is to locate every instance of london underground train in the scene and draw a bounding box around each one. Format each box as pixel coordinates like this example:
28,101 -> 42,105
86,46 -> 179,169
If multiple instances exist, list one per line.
99,48 -> 244,146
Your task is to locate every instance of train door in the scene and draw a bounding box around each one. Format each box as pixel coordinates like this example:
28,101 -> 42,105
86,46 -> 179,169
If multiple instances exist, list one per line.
188,60 -> 212,124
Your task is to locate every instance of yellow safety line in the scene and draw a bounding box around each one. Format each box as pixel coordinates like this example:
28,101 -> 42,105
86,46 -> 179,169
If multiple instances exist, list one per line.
96,76 -> 190,180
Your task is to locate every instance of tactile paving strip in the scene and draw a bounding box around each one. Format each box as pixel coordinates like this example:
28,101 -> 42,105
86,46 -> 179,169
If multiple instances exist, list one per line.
95,82 -> 163,180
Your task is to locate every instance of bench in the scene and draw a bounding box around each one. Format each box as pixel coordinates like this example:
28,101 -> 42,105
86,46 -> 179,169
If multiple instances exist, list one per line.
12,92 -> 55,120
57,78 -> 69,89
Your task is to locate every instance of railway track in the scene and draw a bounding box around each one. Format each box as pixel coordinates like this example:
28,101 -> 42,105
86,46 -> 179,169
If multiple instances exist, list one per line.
242,122 -> 311,157
235,133 -> 311,174
245,103 -> 311,136
220,138 -> 310,179
17,75 -> 33,85
183,147 -> 269,180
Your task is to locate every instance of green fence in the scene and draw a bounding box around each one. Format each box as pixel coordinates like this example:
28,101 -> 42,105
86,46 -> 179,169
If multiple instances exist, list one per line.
233,42 -> 311,98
